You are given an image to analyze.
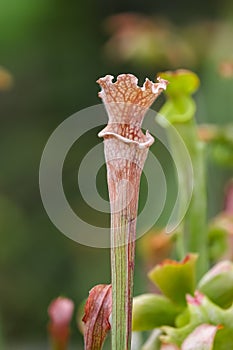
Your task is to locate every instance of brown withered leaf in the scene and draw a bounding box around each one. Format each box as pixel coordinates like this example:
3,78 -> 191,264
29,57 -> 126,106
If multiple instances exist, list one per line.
82,284 -> 112,350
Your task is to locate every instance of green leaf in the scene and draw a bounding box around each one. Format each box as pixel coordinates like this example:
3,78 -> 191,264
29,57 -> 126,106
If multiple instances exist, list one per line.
161,292 -> 233,347
158,69 -> 200,123
159,95 -> 196,123
211,141 -> 233,167
213,327 -> 233,350
175,309 -> 190,328
208,226 -> 228,262
143,330 -> 180,350
198,261 -> 233,308
132,294 -> 181,331
158,70 -> 200,96
148,254 -> 198,306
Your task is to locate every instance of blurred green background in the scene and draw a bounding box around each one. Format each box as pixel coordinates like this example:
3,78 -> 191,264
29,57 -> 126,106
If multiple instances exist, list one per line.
0,0 -> 233,348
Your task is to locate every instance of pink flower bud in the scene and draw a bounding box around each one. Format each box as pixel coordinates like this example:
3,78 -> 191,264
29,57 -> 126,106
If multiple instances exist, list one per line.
48,297 -> 74,350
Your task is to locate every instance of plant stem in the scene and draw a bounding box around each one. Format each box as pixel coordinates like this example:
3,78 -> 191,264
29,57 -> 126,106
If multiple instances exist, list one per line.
175,121 -> 209,279
111,217 -> 135,350
108,159 -> 142,350
102,139 -> 152,350
164,123 -> 187,261
175,224 -> 186,260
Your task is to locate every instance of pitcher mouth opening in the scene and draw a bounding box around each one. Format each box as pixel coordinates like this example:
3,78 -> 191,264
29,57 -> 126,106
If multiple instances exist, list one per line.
98,128 -> 154,149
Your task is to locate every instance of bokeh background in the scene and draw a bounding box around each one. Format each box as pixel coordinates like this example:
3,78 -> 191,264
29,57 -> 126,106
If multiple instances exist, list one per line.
0,0 -> 233,348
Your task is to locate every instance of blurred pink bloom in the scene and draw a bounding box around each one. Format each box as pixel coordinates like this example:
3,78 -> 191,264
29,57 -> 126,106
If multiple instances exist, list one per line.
186,291 -> 204,306
48,297 -> 74,349
103,13 -> 196,67
219,60 -> 233,79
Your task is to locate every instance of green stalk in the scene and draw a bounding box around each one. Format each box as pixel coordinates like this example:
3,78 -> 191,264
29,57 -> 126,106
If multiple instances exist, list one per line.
175,121 -> 209,279
161,117 -> 209,279
164,123 -> 187,261
158,70 -> 209,279
111,206 -> 136,349
103,143 -> 149,350
175,224 -> 186,261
